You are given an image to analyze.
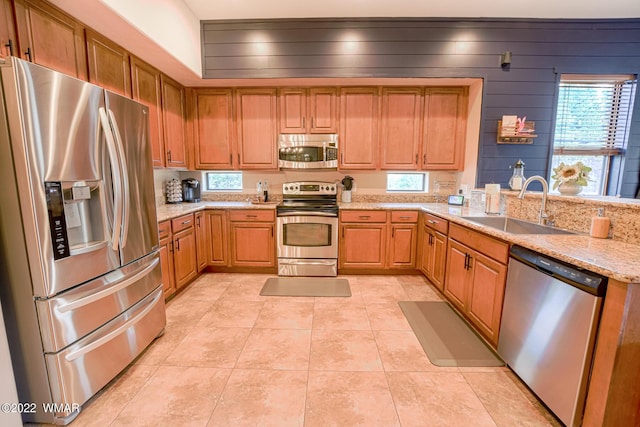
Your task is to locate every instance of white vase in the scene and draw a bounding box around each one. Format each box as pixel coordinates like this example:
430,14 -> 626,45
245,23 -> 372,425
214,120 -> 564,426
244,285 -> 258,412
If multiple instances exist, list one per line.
341,190 -> 352,203
557,182 -> 583,195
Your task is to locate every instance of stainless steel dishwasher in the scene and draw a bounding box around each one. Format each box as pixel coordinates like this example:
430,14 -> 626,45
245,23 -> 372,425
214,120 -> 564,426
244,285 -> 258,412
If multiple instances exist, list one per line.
498,245 -> 607,427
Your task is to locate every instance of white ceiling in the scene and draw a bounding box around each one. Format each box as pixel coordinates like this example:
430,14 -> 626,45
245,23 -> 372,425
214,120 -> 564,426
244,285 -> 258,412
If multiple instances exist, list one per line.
183,0 -> 640,20
49,0 -> 640,87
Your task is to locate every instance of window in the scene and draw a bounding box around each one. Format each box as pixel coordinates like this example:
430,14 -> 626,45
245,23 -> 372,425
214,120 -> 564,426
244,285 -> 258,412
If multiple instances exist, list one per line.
550,74 -> 637,195
386,173 -> 426,192
205,172 -> 243,191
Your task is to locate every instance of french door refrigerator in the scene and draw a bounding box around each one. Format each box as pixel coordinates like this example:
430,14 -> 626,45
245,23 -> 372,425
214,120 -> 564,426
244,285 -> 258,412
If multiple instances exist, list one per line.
0,57 -> 165,425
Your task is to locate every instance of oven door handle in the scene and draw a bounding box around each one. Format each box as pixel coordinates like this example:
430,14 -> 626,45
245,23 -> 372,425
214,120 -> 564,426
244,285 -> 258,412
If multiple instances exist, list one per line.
277,211 -> 338,217
279,259 -> 337,266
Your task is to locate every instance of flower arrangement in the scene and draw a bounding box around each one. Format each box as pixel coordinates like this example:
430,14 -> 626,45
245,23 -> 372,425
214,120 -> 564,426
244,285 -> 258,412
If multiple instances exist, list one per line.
551,161 -> 592,190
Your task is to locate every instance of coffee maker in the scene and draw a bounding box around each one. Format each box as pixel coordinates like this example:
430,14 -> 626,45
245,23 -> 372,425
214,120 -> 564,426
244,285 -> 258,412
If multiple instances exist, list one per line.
182,178 -> 201,203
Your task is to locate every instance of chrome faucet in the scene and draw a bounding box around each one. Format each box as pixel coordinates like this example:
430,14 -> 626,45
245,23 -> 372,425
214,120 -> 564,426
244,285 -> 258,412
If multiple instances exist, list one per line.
518,176 -> 554,226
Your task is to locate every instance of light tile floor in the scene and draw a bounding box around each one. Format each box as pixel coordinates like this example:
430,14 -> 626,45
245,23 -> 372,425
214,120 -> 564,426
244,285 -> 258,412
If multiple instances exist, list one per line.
67,273 -> 561,426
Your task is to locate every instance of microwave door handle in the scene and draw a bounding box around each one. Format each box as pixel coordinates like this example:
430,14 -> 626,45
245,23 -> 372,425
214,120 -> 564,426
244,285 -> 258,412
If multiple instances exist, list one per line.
99,107 -> 122,251
107,109 -> 130,248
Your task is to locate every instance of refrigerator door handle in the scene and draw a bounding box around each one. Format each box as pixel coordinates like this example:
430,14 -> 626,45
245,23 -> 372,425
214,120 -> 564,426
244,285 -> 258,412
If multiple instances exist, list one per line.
56,256 -> 160,313
64,290 -> 162,362
98,107 -> 123,251
107,109 -> 130,249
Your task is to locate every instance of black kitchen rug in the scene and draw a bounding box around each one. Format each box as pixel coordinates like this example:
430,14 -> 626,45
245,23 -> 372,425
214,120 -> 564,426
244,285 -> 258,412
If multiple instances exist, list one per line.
260,277 -> 351,297
399,301 -> 504,367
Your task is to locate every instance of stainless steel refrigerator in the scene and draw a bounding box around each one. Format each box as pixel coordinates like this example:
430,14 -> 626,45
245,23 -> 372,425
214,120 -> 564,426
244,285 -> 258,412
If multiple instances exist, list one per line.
0,57 -> 165,425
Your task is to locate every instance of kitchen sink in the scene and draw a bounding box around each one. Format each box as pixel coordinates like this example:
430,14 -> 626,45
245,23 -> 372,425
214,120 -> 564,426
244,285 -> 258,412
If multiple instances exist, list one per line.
461,216 -> 576,235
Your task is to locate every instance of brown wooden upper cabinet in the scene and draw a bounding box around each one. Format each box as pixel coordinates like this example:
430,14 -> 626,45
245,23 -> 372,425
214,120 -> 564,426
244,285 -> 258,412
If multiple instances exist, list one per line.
160,74 -> 188,168
422,87 -> 468,170
0,0 -> 17,58
339,87 -> 379,170
13,0 -> 87,80
85,29 -> 131,97
379,86 -> 468,171
190,88 -> 235,170
379,87 -> 423,170
279,87 -> 338,134
235,88 -> 278,170
130,56 -> 165,167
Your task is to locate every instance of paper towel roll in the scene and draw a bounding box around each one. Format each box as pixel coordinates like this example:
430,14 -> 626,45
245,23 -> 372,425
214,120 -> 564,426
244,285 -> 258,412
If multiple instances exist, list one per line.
485,184 -> 501,214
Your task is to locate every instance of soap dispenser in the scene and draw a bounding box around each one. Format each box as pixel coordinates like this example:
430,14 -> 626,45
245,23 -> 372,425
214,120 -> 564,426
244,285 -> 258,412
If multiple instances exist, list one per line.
509,159 -> 526,191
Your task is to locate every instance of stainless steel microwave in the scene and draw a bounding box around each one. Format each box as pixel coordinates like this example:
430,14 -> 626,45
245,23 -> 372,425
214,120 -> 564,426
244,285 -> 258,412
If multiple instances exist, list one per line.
278,134 -> 338,169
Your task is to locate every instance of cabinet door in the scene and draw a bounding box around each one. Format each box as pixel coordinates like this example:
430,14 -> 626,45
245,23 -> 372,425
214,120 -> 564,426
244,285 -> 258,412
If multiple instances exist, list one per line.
158,235 -> 176,299
206,210 -> 228,266
431,232 -> 448,292
444,239 -> 470,312
230,223 -> 275,267
422,87 -> 467,170
195,211 -> 208,272
0,0 -> 17,59
236,88 -> 278,170
339,224 -> 386,269
131,56 -> 164,167
309,87 -> 337,133
279,88 -> 307,133
388,223 -> 417,268
13,0 -> 87,79
192,89 -> 235,169
173,227 -> 197,289
419,226 -> 435,277
380,88 -> 422,170
339,87 -> 379,170
85,29 -> 131,97
161,74 -> 187,168
467,251 -> 507,346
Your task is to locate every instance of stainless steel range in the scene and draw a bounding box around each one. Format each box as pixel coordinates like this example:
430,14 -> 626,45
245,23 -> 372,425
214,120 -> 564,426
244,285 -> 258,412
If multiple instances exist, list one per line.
277,181 -> 339,277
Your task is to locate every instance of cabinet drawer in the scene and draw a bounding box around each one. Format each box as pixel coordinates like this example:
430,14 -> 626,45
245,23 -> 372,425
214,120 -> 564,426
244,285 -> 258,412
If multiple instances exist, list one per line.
171,213 -> 194,233
449,223 -> 508,264
422,213 -> 448,234
391,211 -> 418,223
229,210 -> 275,222
340,210 -> 387,223
158,220 -> 171,240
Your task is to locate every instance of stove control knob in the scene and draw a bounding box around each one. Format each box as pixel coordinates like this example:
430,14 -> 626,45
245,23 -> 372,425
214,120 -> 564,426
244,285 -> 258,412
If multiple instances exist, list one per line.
330,186 -> 335,192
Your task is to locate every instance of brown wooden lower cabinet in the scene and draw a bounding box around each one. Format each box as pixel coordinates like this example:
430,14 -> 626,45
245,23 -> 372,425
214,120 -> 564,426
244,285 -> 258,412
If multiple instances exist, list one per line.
195,211 -> 208,272
172,217 -> 198,289
340,223 -> 387,269
205,210 -> 228,266
229,210 -> 275,267
443,223 -> 508,346
418,212 -> 449,291
157,220 -> 175,299
157,213 -> 198,297
339,210 -> 418,270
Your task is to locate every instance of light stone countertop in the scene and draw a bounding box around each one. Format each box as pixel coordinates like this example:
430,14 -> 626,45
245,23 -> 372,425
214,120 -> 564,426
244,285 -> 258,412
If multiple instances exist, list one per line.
156,201 -> 276,222
156,200 -> 640,283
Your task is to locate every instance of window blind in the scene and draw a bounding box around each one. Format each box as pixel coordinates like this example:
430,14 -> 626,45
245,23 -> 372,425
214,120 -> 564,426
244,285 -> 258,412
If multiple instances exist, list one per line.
553,75 -> 637,156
